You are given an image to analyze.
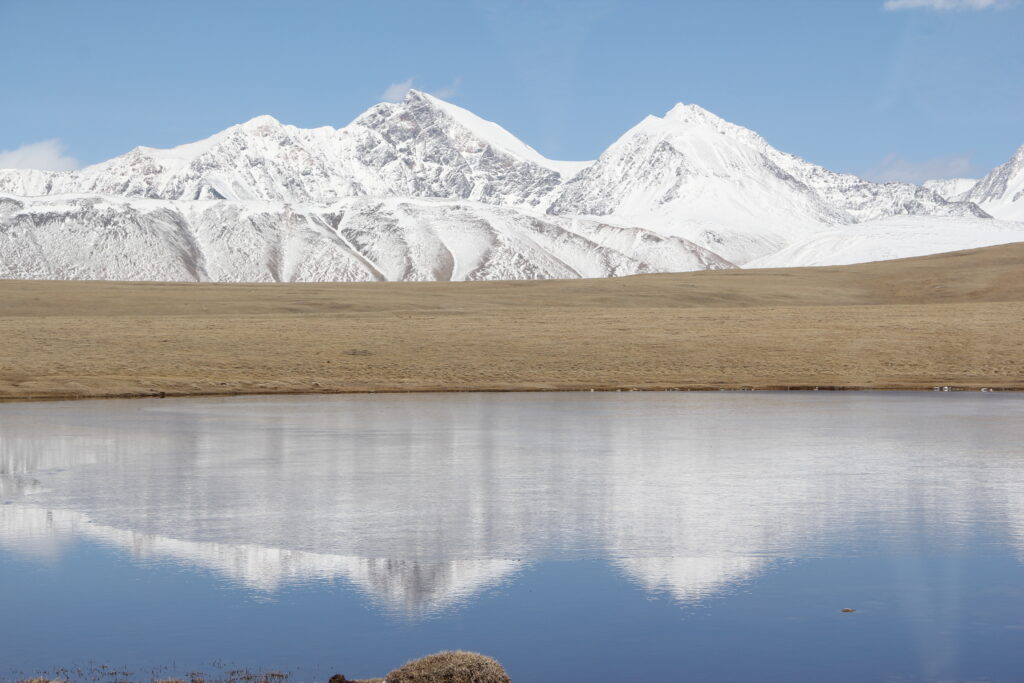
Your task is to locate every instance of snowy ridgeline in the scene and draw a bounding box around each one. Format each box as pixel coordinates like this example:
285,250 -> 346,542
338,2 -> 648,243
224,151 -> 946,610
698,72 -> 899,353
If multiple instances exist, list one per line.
1,90 -> 1023,281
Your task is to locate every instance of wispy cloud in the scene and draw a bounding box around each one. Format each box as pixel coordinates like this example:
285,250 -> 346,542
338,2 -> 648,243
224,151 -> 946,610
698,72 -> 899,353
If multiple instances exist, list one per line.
883,0 -> 1014,11
0,139 -> 80,171
430,77 -> 462,101
380,77 -> 462,103
379,78 -> 414,103
863,154 -> 974,184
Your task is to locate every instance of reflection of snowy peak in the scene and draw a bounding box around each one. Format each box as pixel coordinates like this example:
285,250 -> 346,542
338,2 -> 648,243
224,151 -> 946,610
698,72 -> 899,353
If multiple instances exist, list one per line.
338,556 -> 522,615
0,506 -> 521,613
615,556 -> 766,604
960,145 -> 1024,220
4,394 -> 1024,615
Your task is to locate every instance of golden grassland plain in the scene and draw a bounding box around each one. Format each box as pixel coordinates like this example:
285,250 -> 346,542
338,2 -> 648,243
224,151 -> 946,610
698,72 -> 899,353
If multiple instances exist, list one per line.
1,243 -> 1022,401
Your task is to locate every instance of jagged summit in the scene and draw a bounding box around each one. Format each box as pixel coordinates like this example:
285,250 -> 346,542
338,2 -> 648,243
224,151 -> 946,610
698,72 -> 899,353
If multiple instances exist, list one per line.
0,93 -> 984,226
0,92 -> 590,205
393,89 -> 588,177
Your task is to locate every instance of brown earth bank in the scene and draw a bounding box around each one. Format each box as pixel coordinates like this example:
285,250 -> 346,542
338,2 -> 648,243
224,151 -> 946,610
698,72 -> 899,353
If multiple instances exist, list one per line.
1,243 -> 1023,401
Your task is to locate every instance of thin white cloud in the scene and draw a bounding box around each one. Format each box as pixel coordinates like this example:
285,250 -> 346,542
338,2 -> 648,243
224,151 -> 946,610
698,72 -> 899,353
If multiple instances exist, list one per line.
864,154 -> 973,184
380,78 -> 414,103
430,78 -> 462,101
883,0 -> 1013,11
380,77 -> 462,103
0,139 -> 80,171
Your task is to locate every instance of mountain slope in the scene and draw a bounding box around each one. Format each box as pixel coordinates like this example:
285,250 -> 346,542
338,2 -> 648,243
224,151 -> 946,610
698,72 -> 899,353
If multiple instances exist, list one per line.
547,103 -> 987,264
0,91 -> 587,208
923,178 -> 978,200
960,145 -> 1024,221
0,93 -> 1005,279
746,215 -> 1024,268
0,194 -> 731,282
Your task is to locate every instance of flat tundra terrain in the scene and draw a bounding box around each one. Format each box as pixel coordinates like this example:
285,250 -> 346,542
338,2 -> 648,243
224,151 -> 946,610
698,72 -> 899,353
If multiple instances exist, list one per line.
1,243 -> 1023,400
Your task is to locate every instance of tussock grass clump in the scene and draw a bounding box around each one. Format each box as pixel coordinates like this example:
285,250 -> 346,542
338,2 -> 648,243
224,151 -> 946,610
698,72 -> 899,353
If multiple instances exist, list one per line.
384,651 -> 510,683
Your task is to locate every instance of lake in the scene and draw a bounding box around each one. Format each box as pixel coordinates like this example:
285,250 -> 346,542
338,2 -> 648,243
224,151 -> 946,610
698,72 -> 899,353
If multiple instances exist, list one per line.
2,392 -> 1023,682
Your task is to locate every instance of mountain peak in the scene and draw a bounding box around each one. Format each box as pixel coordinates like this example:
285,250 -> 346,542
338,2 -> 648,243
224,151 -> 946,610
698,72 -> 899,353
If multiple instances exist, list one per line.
960,141 -> 1024,219
400,88 -> 459,114
664,102 -> 717,122
403,88 -> 432,103
0,93 -> 1000,270
239,114 -> 283,129
384,89 -> 588,177
655,102 -> 762,147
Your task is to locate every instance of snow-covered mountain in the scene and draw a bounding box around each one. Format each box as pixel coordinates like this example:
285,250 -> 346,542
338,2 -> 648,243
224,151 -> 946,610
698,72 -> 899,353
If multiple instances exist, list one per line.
548,103 -> 987,264
923,177 -> 978,200
923,147 -> 1024,221
0,91 -> 585,208
747,215 -> 1024,269
0,194 -> 730,282
0,90 -> 1014,280
958,145 -> 1024,221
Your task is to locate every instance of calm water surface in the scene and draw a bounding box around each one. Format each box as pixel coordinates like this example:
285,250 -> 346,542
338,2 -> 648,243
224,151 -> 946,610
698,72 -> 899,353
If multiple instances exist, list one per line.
1,392 -> 1023,682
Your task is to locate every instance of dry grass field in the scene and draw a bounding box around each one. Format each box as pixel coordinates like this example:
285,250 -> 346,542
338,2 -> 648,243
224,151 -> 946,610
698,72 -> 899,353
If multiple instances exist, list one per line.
1,243 -> 1022,400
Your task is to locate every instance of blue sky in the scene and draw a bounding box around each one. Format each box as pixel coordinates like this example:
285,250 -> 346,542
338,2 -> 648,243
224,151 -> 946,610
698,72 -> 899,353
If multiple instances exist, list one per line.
1,0 -> 1021,182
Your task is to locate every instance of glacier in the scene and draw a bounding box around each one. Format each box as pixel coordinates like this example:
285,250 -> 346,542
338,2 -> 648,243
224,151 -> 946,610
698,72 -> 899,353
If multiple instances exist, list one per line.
1,89 -> 1020,281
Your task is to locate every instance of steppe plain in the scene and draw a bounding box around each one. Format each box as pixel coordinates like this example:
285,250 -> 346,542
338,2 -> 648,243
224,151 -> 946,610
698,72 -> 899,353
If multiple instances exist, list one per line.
1,243 -> 1022,400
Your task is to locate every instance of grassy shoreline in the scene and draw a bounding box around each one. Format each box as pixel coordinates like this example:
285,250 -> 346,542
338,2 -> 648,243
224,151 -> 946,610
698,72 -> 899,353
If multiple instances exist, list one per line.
8,651 -> 507,683
1,385 -> 1020,404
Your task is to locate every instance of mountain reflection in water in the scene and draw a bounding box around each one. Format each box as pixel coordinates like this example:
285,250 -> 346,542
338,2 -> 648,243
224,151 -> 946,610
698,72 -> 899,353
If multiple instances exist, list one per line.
2,392 -> 1023,617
